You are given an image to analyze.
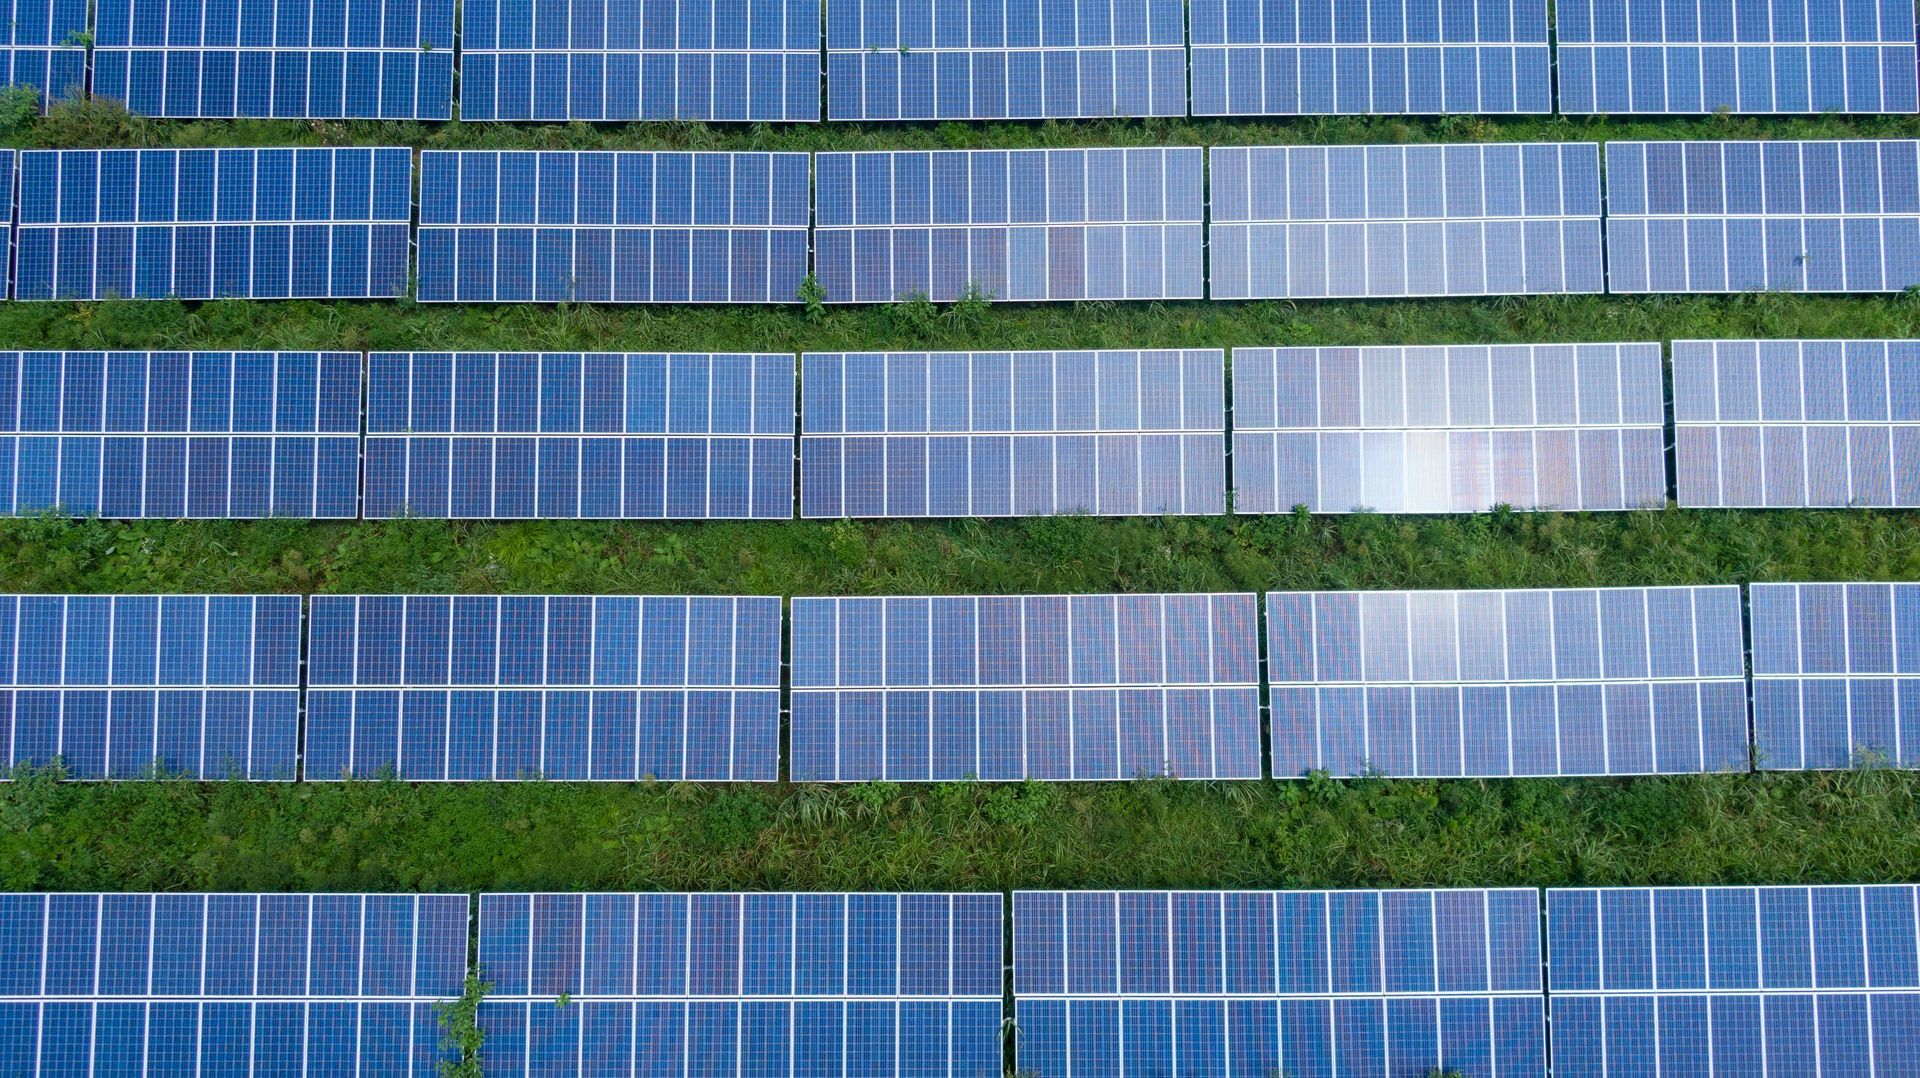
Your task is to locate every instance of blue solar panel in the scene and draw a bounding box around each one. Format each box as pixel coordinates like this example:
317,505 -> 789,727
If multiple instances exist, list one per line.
1210,143 -> 1605,300
1014,889 -> 1546,1078
1673,339 -> 1920,508
1558,0 -> 1919,113
0,595 -> 301,780
790,594 -> 1261,781
1606,140 -> 1920,294
417,150 -> 811,304
461,0 -> 820,121
476,892 -> 1003,1075
0,892 -> 470,1076
363,352 -> 793,520
91,0 -> 456,118
1751,582 -> 1920,771
14,147 -> 414,301
0,0 -> 85,109
1548,886 -> 1920,1077
801,350 -> 1225,518
304,595 -> 782,781
1191,0 -> 1552,115
815,148 -> 1205,303
827,0 -> 1186,120
0,351 -> 361,519
1232,343 -> 1668,514
1267,586 -> 1750,778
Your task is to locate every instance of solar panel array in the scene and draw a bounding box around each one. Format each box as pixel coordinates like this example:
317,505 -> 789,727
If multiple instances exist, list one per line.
0,351 -> 362,519
0,595 -> 301,780
814,148 -> 1205,303
364,352 -> 794,520
1673,339 -> 1920,508
0,892 -> 470,1075
1606,140 -> 1920,294
1557,0 -> 1920,114
1266,586 -> 1750,778
459,0 -> 820,122
14,147 -> 413,301
0,0 -> 85,109
89,0 -> 456,119
790,594 -> 1261,781
304,595 -> 781,782
1209,143 -> 1605,300
1190,0 -> 1552,116
800,350 -> 1225,519
1548,886 -> 1920,1077
476,892 -> 1003,1075
826,0 -> 1186,120
1750,582 -> 1920,772
416,150 -> 811,304
1013,889 -> 1547,1077
1231,343 -> 1667,515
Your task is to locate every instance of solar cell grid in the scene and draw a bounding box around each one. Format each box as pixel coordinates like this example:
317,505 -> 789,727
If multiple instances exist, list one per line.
1266,586 -> 1751,778
1750,582 -> 1920,771
0,0 -> 85,111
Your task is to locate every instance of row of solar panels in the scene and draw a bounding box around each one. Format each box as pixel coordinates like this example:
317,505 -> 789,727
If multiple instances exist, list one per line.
3,583 -> 1912,783
8,140 -> 1920,302
2,885 -> 1916,1076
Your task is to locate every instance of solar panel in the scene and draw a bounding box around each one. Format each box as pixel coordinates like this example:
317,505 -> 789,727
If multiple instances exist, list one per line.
814,148 -> 1205,303
304,595 -> 782,781
14,147 -> 414,301
1605,140 -> 1920,294
0,351 -> 362,519
1673,339 -> 1920,508
0,0 -> 85,109
826,0 -> 1186,120
790,593 -> 1261,781
1557,0 -> 1919,114
1750,582 -> 1920,771
0,595 -> 301,781
1548,885 -> 1920,1077
476,892 -> 1002,1075
0,892 -> 470,1076
417,150 -> 811,304
1232,343 -> 1668,514
460,0 -> 820,121
363,352 -> 794,520
800,350 -> 1225,519
1190,0 -> 1552,115
1266,586 -> 1750,778
1014,889 -> 1546,1078
91,0 -> 456,119
1209,143 -> 1605,300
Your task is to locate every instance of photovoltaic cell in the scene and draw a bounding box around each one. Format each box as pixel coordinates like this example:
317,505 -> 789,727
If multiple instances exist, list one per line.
1750,582 -> 1920,771
14,147 -> 414,301
814,148 -> 1205,303
1673,339 -> 1920,508
460,0 -> 820,122
0,595 -> 301,781
1209,143 -> 1604,300
363,352 -> 794,520
0,0 -> 85,110
789,594 -> 1262,781
826,0 -> 1186,120
476,892 -> 1002,1076
1013,889 -> 1547,1078
1266,586 -> 1750,778
417,150 -> 811,303
304,595 -> 782,781
1605,140 -> 1920,294
1548,886 -> 1920,1077
1233,344 -> 1668,514
0,892 -> 470,1076
1557,0 -> 1919,114
0,351 -> 362,519
800,350 -> 1225,519
91,0 -> 457,119
1190,0 -> 1552,115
